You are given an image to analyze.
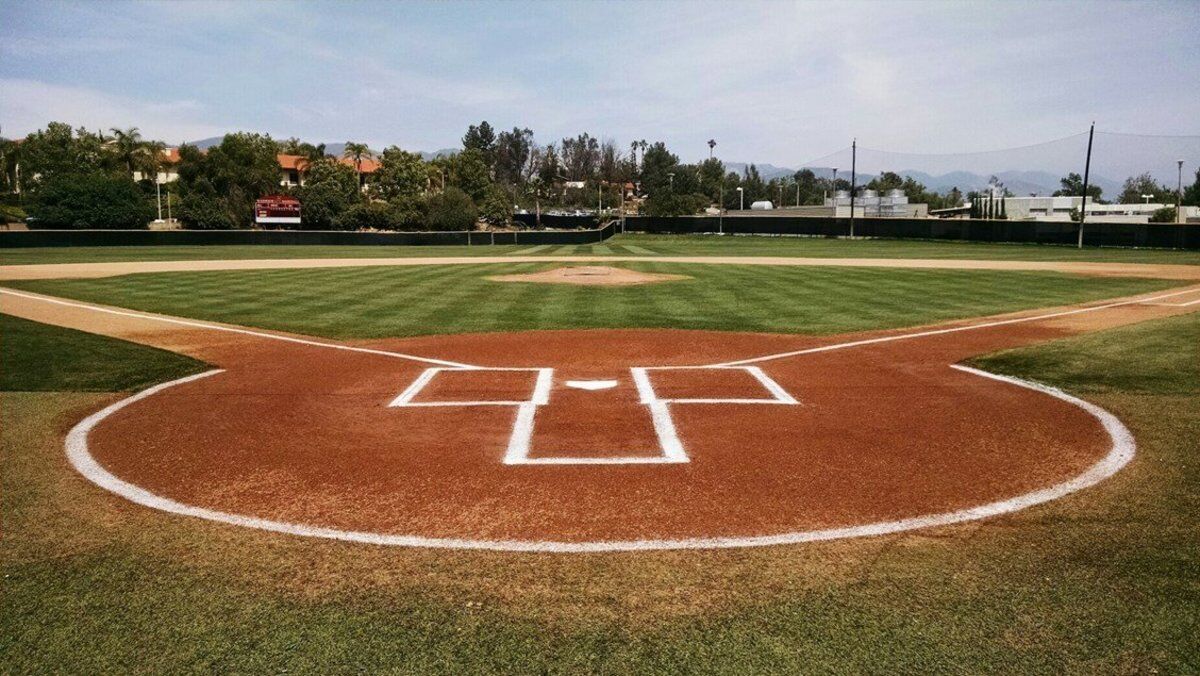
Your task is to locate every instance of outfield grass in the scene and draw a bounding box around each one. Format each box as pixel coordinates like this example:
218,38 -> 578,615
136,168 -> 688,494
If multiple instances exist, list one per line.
0,313 -> 206,391
2,312 -> 1196,671
3,233 -> 1200,265
4,263 -> 1177,339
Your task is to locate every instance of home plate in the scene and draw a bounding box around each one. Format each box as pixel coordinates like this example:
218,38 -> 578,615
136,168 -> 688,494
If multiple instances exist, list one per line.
565,380 -> 618,391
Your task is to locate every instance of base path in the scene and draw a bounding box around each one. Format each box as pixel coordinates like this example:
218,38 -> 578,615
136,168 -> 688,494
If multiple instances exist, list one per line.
2,283 -> 1199,552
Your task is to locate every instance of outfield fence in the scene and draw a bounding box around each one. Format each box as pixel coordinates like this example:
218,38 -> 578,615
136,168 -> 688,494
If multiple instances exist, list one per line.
0,220 -> 618,248
624,215 -> 1200,250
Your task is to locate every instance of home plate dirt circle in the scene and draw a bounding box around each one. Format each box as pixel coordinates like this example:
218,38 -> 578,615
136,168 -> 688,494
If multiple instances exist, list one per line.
70,325 -> 1133,552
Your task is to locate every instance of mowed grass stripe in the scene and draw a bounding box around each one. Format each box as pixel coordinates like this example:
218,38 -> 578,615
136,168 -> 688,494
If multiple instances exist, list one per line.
620,244 -> 659,255
512,245 -> 552,255
7,263 -> 1176,340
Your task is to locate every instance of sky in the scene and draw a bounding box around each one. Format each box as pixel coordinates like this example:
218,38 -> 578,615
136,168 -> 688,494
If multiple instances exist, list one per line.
1,0 -> 1198,168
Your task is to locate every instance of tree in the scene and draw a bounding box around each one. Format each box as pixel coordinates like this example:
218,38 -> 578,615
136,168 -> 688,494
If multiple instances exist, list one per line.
18,122 -> 108,189
1053,172 -> 1102,201
1117,172 -> 1169,204
462,121 -> 497,168
371,146 -> 426,201
494,127 -> 533,186
176,133 -> 280,229
639,142 -> 678,196
108,127 -> 145,174
341,142 -> 373,187
698,158 -> 725,203
536,143 -> 560,188
0,137 -> 21,194
28,173 -> 153,229
561,133 -> 600,181
297,158 -> 360,229
425,186 -> 477,231
446,148 -> 491,202
1182,169 -> 1200,207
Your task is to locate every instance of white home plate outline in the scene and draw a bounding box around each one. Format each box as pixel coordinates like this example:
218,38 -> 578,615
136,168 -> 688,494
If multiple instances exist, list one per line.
387,365 -> 798,465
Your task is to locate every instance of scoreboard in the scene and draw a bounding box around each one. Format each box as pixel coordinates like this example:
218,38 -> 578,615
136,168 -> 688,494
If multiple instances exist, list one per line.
255,195 -> 301,227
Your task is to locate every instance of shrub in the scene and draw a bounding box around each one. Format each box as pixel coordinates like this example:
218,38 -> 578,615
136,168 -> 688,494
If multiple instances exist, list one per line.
178,193 -> 236,230
479,185 -> 512,225
1149,207 -> 1177,223
389,194 -> 428,230
644,192 -> 708,217
27,173 -> 153,229
425,187 -> 477,231
334,202 -> 401,231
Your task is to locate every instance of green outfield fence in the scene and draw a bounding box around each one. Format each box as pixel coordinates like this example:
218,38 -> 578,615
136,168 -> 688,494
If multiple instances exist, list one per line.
0,220 -> 616,248
624,215 -> 1200,249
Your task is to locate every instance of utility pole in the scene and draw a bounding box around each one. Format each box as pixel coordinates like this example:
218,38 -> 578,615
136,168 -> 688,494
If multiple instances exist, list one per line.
849,140 -> 857,238
1077,123 -> 1094,249
1178,160 -> 1185,224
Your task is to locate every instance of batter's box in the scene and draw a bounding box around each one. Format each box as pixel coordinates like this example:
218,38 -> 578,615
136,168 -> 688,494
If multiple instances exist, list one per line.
631,366 -> 798,405
388,367 -> 552,407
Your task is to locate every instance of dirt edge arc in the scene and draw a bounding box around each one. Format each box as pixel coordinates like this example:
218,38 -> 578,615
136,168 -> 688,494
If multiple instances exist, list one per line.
66,365 -> 1136,553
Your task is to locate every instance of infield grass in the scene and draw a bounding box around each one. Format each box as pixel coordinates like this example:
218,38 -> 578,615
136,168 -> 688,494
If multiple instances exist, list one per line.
4,263 -> 1178,339
3,233 -> 1200,265
1,311 -> 1197,671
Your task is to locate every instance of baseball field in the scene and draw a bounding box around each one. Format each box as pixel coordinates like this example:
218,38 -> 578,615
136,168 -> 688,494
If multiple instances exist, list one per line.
2,234 -> 1198,672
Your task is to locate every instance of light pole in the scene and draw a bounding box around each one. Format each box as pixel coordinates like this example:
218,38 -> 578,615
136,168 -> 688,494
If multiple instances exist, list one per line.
1179,160 -> 1186,224
154,176 -> 164,223
668,172 -> 675,191
737,186 -> 744,211
1141,194 -> 1154,204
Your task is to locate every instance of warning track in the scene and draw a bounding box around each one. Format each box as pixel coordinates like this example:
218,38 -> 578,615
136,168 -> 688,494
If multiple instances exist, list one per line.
2,272 -> 1199,552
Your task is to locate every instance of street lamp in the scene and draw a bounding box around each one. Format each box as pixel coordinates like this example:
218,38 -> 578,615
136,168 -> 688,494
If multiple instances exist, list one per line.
736,186 -> 744,211
668,172 -> 675,191
1141,194 -> 1154,204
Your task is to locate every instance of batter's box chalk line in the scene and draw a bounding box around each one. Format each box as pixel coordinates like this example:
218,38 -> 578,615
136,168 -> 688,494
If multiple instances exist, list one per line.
387,365 -> 799,465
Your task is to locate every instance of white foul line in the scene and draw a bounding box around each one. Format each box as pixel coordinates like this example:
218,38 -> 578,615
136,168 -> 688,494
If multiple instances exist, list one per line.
0,288 -> 475,369
65,364 -> 1137,552
713,286 -> 1200,367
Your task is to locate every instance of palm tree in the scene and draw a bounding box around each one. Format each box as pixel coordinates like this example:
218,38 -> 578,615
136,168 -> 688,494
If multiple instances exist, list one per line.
109,127 -> 145,174
708,139 -> 716,159
342,142 -> 373,187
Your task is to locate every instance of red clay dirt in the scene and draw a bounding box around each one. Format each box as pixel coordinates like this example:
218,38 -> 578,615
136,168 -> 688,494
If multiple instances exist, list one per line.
2,284 -> 1199,546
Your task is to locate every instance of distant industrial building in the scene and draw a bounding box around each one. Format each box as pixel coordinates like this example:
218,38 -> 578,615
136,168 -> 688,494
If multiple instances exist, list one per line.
824,189 -> 928,218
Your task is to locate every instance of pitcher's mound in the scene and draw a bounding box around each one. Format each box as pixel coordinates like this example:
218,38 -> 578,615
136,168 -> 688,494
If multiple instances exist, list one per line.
487,266 -> 691,286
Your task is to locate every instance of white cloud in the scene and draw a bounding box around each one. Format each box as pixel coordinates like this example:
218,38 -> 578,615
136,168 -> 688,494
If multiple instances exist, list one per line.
0,79 -> 227,143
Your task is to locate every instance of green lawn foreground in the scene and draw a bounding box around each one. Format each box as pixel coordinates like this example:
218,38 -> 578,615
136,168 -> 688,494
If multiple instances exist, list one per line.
1,309 -> 1196,672
4,263 -> 1178,340
2,233 -> 1199,265
0,313 -> 206,391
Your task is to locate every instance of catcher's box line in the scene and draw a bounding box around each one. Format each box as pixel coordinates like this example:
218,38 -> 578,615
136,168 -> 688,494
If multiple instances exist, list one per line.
65,364 -> 1136,552
388,365 -> 796,464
